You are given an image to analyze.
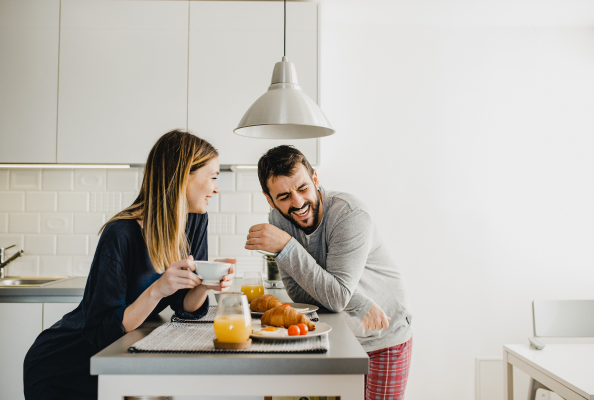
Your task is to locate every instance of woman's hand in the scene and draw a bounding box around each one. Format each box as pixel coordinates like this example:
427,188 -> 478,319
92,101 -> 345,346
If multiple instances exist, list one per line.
203,258 -> 236,291
152,255 -> 202,299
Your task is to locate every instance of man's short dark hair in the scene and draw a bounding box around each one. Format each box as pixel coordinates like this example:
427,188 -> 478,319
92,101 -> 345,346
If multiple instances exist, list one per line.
257,145 -> 314,196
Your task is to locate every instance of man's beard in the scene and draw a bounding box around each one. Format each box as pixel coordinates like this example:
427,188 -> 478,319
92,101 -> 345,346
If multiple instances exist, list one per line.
276,189 -> 321,234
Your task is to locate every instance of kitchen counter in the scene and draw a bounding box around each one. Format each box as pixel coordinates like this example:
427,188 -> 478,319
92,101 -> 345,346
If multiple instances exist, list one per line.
0,277 -> 86,302
91,308 -> 368,376
92,285 -> 369,399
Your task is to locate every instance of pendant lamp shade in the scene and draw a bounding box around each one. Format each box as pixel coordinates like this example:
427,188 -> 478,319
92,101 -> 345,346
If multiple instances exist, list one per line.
234,57 -> 335,139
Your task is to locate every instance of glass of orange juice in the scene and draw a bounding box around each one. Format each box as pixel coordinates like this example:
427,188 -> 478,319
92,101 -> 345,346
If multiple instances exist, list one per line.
214,293 -> 252,343
240,271 -> 265,302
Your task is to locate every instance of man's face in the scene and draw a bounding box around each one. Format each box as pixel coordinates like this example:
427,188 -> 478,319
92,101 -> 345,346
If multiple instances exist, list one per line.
264,164 -> 322,234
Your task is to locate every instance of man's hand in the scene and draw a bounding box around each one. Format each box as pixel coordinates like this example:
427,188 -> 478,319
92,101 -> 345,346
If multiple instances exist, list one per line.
245,223 -> 292,254
360,302 -> 391,331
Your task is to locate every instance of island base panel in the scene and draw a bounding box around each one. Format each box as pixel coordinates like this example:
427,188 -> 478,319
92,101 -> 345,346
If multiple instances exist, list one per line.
98,374 -> 364,399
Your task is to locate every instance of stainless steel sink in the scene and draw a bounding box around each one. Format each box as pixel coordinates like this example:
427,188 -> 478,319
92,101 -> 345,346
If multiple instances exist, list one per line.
0,277 -> 69,287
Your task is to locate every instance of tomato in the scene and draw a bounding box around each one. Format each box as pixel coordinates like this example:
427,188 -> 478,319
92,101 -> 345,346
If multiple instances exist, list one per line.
297,323 -> 308,335
288,325 -> 300,336
282,303 -> 290,307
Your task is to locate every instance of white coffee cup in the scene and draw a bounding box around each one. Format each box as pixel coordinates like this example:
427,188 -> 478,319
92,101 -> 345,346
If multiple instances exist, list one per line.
194,261 -> 232,286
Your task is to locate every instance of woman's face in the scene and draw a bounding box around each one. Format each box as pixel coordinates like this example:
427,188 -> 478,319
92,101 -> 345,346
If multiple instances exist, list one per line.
186,157 -> 220,214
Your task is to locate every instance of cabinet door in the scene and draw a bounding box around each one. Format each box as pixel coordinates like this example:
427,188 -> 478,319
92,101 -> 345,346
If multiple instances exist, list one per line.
43,302 -> 78,330
57,0 -> 189,164
0,303 -> 43,400
0,0 -> 59,163
188,2 -> 319,166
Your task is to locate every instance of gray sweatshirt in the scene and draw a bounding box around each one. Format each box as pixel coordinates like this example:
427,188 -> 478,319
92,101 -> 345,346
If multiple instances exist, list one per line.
270,186 -> 412,352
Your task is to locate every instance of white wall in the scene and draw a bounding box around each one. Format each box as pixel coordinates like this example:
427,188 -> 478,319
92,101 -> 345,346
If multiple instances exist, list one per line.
318,1 -> 593,399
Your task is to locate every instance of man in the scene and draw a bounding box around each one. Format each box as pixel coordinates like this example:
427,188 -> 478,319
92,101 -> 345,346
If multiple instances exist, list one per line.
245,145 -> 413,400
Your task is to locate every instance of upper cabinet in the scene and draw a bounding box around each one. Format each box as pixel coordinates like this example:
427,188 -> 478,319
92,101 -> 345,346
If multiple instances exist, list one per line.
0,1 -> 320,166
188,2 -> 319,165
56,0 -> 189,164
0,0 -> 60,163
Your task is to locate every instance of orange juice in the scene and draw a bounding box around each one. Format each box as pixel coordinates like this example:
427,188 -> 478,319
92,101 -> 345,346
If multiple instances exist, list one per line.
241,284 -> 264,302
214,315 -> 251,342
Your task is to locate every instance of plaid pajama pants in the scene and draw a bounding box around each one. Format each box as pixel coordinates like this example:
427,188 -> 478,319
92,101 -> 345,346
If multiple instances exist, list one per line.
365,337 -> 413,400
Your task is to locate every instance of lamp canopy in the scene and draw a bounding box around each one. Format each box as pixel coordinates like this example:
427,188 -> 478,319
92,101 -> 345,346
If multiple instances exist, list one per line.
234,57 -> 335,139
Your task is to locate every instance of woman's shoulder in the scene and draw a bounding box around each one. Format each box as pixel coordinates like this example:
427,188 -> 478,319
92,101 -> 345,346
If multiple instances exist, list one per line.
97,218 -> 142,252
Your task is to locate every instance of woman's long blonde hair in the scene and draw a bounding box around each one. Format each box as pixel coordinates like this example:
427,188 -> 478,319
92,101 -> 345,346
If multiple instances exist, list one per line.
101,130 -> 218,273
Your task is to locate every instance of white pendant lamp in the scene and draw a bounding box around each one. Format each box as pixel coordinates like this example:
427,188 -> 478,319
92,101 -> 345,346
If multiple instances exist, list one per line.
234,0 -> 335,139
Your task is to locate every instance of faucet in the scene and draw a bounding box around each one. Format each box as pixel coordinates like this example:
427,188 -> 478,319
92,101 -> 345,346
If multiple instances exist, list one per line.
0,245 -> 24,279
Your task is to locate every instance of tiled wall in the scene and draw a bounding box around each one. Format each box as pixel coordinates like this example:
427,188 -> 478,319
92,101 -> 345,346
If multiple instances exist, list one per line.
0,169 -> 269,277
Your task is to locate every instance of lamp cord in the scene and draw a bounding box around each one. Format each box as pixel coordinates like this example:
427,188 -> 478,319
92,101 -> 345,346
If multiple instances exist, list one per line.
284,0 -> 286,57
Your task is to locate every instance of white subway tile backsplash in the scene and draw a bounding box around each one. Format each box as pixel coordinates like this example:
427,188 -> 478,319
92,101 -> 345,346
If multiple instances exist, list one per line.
208,214 -> 235,235
90,192 -> 122,213
0,192 -> 25,212
40,256 -> 72,276
207,235 -> 218,257
236,172 -> 261,192
7,256 -> 39,276
121,191 -> 137,209
0,164 -> 279,280
74,213 -> 105,234
220,192 -> 251,213
236,214 -> 269,235
72,256 -> 93,276
42,169 -> 73,191
219,235 -> 251,257
41,213 -> 73,234
25,235 -> 56,255
252,193 -> 271,213
58,192 -> 89,212
107,169 -> 138,191
74,169 -> 106,191
231,256 -> 265,277
206,193 -> 219,213
26,192 -> 57,212
217,172 -> 235,192
9,214 -> 40,233
10,169 -> 41,191
0,170 -> 8,190
88,235 -> 100,256
0,234 -> 24,257
57,235 -> 88,255
0,214 -> 7,234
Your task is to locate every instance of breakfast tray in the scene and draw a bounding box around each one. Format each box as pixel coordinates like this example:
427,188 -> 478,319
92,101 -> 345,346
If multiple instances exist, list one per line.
171,305 -> 319,323
129,322 -> 329,354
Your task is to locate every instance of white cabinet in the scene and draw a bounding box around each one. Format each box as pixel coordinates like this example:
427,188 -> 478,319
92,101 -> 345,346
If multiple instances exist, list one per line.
43,302 -> 78,329
0,302 -> 79,399
0,0 -> 60,163
0,303 -> 43,400
56,0 -> 189,164
188,2 -> 319,165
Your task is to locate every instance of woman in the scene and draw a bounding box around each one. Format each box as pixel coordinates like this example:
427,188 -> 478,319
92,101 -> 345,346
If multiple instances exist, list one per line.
24,130 -> 235,400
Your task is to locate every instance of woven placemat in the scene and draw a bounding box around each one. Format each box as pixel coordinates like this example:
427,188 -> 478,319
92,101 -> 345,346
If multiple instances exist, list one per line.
171,306 -> 319,323
129,322 -> 329,354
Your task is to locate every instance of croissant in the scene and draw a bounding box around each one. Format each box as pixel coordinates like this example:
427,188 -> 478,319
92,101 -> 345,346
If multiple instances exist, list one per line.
261,305 -> 316,331
249,294 -> 282,312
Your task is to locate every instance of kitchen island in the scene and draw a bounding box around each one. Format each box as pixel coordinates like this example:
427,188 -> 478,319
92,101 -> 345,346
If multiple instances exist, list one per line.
92,285 -> 369,399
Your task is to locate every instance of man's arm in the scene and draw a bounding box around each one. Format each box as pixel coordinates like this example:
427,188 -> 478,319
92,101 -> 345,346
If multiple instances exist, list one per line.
265,209 -> 375,321
278,265 -> 323,307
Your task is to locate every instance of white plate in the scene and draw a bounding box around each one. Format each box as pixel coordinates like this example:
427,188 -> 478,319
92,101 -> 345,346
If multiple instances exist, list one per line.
250,321 -> 331,341
250,303 -> 319,316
